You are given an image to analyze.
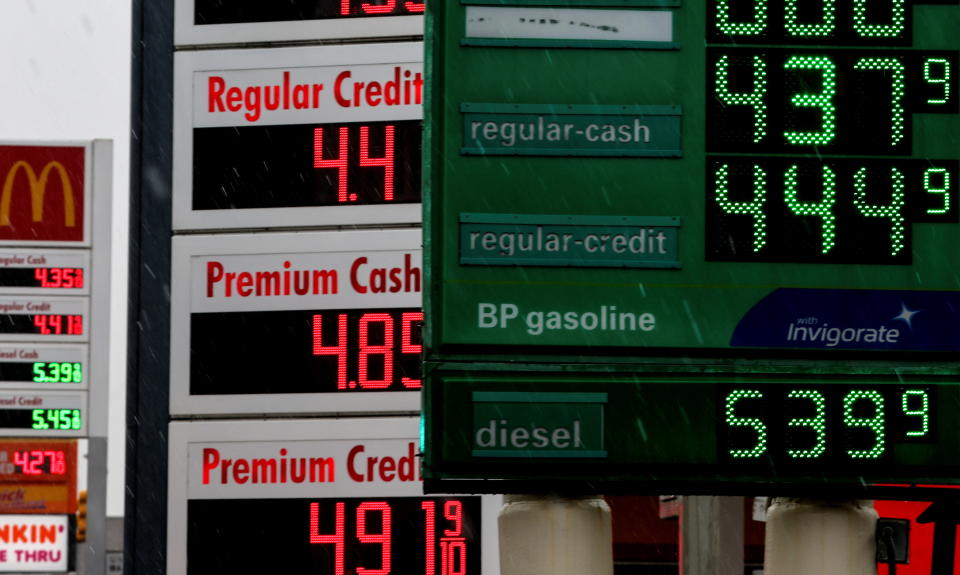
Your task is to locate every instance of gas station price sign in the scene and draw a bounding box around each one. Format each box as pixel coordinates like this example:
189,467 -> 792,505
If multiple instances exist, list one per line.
174,44 -> 423,231
424,369 -> 960,494
167,419 -> 500,575
424,0 -> 960,354
170,230 -> 422,416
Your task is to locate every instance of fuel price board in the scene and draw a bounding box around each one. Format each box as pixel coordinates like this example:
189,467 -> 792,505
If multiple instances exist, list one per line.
167,418 -> 501,575
173,43 -> 423,231
425,0 -> 960,355
170,230 -> 422,416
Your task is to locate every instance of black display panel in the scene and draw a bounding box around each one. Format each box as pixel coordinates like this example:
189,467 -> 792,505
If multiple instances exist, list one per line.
0,314 -> 83,336
190,308 -> 423,395
707,0 -> 958,46
193,121 -> 422,210
719,383 -> 935,466
195,0 -> 425,25
187,497 -> 480,574
706,157 -> 959,263
0,268 -> 84,290
706,48 -> 959,155
0,408 -> 82,431
0,361 -> 82,383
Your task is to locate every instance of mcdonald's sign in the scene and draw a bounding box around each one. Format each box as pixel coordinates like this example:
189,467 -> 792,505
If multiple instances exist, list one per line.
0,146 -> 85,242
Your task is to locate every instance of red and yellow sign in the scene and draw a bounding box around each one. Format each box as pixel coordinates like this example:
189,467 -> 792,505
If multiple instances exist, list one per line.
0,146 -> 84,242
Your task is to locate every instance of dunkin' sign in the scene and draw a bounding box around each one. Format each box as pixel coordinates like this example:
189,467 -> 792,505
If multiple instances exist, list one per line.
0,147 -> 85,243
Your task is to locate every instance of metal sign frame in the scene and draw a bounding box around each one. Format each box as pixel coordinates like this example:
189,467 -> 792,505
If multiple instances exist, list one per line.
167,417 -> 501,575
172,44 -> 423,232
173,0 -> 423,47
170,229 -> 422,416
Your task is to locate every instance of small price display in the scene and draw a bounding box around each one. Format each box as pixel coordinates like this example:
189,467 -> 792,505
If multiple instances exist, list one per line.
190,308 -> 422,395
0,299 -> 88,342
193,121 -> 421,210
193,0 -> 424,25
0,251 -> 89,295
720,384 -> 934,464
187,497 -> 479,574
0,346 -> 86,387
13,449 -> 67,475
32,363 -> 82,384
0,408 -> 81,431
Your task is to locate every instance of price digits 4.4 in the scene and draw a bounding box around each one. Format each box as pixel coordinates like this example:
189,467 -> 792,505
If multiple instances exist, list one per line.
30,409 -> 82,431
723,386 -> 932,462
310,499 -> 469,575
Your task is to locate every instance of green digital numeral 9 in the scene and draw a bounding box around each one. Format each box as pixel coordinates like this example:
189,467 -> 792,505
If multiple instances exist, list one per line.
924,58 -> 952,105
901,390 -> 930,438
843,390 -> 885,459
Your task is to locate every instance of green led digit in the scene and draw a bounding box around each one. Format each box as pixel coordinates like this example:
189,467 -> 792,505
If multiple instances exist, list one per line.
715,0 -> 768,35
72,363 -> 82,384
844,390 -> 885,459
70,409 -> 81,431
926,168 -> 951,215
854,57 -> 905,147
853,167 -> 905,256
924,58 -> 952,105
785,0 -> 835,37
902,390 -> 930,438
716,55 -> 768,144
31,410 -> 48,430
784,56 -> 837,146
785,164 -> 836,254
853,0 -> 905,38
725,389 -> 767,458
715,164 -> 767,252
50,362 -> 61,383
32,363 -> 45,383
787,389 -> 827,458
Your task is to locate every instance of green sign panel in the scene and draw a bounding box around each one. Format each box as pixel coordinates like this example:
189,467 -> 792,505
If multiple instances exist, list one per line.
424,368 -> 960,494
425,0 -> 960,355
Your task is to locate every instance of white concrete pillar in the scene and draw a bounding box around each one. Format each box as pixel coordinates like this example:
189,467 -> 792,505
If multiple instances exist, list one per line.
498,494 -> 613,575
681,496 -> 744,575
764,498 -> 877,575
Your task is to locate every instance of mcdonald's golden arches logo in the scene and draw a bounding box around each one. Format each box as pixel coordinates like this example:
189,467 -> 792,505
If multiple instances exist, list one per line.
0,146 -> 85,242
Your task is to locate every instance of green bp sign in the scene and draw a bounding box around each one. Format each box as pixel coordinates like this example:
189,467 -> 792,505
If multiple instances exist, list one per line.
425,0 -> 960,355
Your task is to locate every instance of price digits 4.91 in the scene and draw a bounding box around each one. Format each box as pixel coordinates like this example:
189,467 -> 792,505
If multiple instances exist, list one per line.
310,499 -> 470,575
722,385 -> 933,463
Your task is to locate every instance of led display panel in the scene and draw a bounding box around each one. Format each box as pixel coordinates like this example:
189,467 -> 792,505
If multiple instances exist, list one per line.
174,0 -> 423,46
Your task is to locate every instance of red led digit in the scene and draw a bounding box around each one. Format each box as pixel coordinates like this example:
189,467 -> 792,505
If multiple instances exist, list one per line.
314,127 -> 350,203
75,269 -> 84,289
359,125 -> 395,201
443,501 -> 463,537
309,502 -> 345,575
13,451 -> 34,474
421,501 -> 437,575
440,539 -> 467,575
50,268 -> 63,288
48,450 -> 65,475
341,0 -> 351,15
69,315 -> 83,335
49,315 -> 63,334
361,0 -> 397,14
33,315 -> 49,335
404,0 -> 425,14
401,311 -> 423,389
356,501 -> 392,575
61,269 -> 75,289
34,268 -> 47,287
314,313 -> 348,390
359,313 -> 394,389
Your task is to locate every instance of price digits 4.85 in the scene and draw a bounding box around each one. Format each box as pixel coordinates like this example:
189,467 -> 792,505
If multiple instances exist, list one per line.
722,385 -> 933,463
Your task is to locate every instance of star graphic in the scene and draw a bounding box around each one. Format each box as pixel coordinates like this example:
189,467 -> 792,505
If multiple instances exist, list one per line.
892,303 -> 921,329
